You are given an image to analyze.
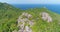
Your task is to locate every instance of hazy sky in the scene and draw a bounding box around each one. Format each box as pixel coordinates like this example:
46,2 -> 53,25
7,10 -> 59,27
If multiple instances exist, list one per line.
0,0 -> 60,4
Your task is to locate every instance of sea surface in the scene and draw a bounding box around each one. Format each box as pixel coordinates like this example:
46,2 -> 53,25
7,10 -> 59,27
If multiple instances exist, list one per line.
12,4 -> 60,14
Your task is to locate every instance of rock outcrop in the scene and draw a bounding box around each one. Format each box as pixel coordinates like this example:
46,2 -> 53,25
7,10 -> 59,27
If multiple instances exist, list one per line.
17,12 -> 34,32
21,12 -> 32,18
40,12 -> 52,22
12,12 -> 53,32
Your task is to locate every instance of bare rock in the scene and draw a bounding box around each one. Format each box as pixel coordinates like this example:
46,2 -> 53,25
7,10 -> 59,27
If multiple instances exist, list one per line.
29,20 -> 34,26
40,12 -> 52,22
17,12 -> 34,32
24,26 -> 32,32
21,12 -> 32,18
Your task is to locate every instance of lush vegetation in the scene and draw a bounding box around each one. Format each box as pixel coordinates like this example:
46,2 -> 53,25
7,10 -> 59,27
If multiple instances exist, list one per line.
0,3 -> 60,32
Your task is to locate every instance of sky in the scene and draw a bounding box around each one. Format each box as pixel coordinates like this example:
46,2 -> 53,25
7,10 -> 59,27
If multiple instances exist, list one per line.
0,0 -> 60,4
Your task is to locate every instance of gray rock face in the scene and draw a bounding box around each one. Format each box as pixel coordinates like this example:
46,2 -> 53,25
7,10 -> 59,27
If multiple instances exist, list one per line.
40,12 -> 52,22
17,12 -> 34,32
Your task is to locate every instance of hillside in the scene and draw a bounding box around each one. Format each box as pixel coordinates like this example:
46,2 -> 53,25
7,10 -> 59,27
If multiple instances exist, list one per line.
0,3 -> 60,32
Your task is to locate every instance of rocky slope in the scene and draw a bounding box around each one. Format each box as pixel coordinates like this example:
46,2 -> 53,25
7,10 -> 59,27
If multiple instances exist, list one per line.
13,12 -> 53,32
0,3 -> 60,32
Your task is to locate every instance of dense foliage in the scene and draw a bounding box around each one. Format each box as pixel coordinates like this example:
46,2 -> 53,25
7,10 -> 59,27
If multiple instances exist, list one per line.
0,3 -> 60,32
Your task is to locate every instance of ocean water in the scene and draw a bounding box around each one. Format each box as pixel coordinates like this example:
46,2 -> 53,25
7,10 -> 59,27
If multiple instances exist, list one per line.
12,4 -> 60,14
